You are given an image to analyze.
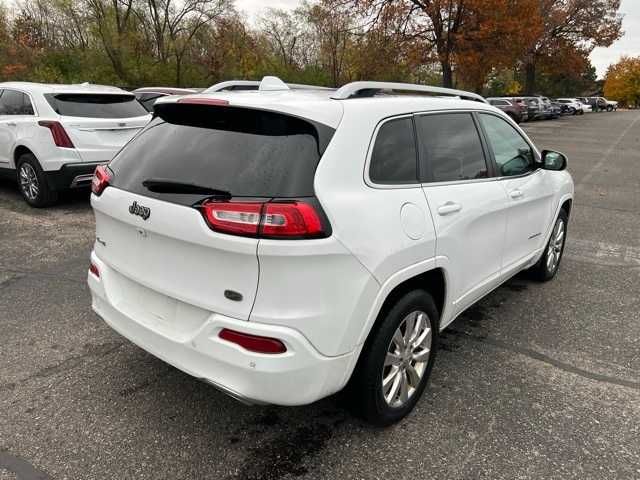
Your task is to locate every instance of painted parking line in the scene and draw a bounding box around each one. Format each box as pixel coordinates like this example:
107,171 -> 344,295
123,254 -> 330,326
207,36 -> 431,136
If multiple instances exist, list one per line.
565,238 -> 640,268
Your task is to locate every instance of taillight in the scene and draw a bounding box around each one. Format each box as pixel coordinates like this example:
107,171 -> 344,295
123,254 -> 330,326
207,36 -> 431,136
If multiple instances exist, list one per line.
262,202 -> 323,237
38,120 -> 74,148
91,165 -> 112,196
218,328 -> 286,354
201,202 -> 262,236
200,200 -> 325,239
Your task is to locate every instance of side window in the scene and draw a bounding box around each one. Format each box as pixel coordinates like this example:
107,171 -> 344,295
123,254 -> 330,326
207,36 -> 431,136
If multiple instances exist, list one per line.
416,113 -> 488,182
0,90 -> 33,115
21,93 -> 34,115
479,113 -> 534,177
369,117 -> 418,184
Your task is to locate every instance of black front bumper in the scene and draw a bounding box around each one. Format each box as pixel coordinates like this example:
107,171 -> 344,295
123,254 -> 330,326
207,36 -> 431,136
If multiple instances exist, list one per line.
45,162 -> 106,191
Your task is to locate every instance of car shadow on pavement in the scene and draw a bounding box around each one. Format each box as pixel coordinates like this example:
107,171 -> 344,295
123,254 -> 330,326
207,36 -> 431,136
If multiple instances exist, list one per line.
0,177 -> 92,213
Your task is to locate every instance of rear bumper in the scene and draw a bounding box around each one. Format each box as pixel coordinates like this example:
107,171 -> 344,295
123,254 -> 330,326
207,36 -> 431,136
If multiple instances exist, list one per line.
88,251 -> 355,406
45,162 -> 106,190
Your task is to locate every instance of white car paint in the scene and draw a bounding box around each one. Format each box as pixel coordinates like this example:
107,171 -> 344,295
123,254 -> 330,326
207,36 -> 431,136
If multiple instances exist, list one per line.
88,80 -> 574,406
0,82 -> 150,199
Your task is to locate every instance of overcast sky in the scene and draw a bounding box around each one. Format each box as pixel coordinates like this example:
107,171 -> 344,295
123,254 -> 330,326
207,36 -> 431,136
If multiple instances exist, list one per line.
590,0 -> 639,78
236,0 -> 638,80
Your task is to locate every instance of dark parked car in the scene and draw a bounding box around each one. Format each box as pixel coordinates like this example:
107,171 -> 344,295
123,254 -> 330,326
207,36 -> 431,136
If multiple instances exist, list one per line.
521,96 -> 550,120
133,87 -> 199,112
487,97 -> 528,123
550,100 -> 564,116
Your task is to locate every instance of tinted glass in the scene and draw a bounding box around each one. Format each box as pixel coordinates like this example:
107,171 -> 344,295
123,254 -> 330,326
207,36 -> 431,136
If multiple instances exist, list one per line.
479,113 -> 534,177
45,94 -> 148,118
137,93 -> 165,112
109,104 -> 334,204
416,113 -> 488,182
369,117 -> 417,184
490,100 -> 509,106
0,90 -> 33,115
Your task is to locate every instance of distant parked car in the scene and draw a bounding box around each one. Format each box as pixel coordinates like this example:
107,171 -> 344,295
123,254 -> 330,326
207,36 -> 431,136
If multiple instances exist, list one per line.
133,87 -> 199,112
538,97 -> 559,119
556,98 -> 585,115
605,99 -> 618,111
574,98 -> 593,113
586,97 -> 607,112
523,96 -> 551,119
0,82 -> 151,206
487,97 -> 528,123
550,101 -> 563,117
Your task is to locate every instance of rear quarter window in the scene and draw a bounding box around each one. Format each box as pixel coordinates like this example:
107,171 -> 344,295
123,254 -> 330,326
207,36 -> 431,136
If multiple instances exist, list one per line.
108,104 -> 334,203
45,93 -> 148,118
369,117 -> 418,184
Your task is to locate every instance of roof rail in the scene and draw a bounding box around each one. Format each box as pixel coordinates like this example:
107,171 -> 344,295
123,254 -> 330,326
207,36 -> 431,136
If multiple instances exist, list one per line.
330,81 -> 487,103
205,78 -> 333,93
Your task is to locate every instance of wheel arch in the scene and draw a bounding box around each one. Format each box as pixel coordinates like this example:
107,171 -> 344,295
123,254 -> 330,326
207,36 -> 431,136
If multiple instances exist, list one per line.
13,144 -> 38,170
341,263 -> 447,390
561,198 -> 572,218
356,262 -> 447,349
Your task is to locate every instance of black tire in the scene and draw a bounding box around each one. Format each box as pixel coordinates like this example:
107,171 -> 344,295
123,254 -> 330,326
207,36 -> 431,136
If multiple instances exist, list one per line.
345,289 -> 439,426
530,209 -> 568,281
16,153 -> 58,207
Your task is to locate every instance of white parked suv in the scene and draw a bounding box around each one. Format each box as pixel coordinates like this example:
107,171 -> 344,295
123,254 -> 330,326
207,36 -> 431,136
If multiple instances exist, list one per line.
556,98 -> 587,115
0,82 -> 150,206
88,77 -> 574,425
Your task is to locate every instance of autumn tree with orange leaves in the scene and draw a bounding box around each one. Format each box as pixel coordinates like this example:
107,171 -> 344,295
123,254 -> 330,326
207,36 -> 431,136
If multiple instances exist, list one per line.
521,0 -> 622,93
0,0 -> 624,93
332,0 -> 622,92
604,56 -> 640,107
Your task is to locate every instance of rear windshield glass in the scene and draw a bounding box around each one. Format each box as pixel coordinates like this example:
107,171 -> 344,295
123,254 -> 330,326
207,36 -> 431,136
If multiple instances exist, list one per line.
45,94 -> 148,118
108,104 -> 334,202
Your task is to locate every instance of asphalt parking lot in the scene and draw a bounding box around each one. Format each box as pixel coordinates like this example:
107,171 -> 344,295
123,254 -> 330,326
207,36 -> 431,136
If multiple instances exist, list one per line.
1,111 -> 639,480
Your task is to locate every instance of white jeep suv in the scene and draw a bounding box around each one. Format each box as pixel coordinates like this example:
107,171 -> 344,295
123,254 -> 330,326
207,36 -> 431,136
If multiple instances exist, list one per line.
0,82 -> 150,207
87,77 -> 573,425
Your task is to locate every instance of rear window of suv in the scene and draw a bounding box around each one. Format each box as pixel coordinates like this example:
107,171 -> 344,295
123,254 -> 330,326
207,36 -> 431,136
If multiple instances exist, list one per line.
45,93 -> 148,118
108,104 -> 335,202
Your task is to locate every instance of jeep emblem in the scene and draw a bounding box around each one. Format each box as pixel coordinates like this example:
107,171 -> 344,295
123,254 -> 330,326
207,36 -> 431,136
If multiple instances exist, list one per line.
129,201 -> 150,220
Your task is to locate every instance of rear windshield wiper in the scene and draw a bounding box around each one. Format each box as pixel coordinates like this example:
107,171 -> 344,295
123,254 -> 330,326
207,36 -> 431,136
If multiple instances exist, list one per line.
142,178 -> 231,197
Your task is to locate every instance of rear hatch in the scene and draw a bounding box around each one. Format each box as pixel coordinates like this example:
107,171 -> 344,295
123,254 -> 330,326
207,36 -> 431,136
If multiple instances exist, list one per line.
92,101 -> 334,321
45,93 -> 150,163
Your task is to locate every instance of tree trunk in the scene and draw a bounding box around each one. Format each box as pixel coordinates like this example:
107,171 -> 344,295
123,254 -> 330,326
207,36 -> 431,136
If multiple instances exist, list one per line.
525,60 -> 536,94
441,60 -> 453,88
175,55 -> 182,87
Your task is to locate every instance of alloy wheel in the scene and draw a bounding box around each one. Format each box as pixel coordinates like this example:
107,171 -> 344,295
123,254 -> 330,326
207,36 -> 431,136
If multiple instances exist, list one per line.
381,310 -> 432,408
19,163 -> 39,201
546,218 -> 565,273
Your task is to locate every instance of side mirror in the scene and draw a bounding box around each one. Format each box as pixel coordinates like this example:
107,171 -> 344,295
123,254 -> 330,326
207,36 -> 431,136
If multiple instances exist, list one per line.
541,150 -> 567,171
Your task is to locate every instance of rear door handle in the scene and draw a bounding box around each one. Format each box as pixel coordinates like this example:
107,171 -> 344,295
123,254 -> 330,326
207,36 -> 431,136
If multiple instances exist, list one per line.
437,201 -> 462,215
509,189 -> 524,199
6,122 -> 16,127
